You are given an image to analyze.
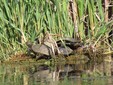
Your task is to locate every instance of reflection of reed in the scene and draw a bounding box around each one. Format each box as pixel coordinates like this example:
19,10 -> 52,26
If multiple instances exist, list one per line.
103,61 -> 111,76
23,74 -> 29,85
103,51 -> 112,76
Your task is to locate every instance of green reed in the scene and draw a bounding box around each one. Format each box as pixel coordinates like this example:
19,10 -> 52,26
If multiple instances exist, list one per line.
0,0 -> 113,60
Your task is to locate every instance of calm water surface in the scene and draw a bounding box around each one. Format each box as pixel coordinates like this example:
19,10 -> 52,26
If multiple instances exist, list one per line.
0,61 -> 113,85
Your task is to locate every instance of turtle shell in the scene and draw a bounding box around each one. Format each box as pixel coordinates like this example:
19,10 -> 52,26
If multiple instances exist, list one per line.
57,37 -> 80,43
31,44 -> 53,56
59,46 -> 73,56
57,37 -> 83,50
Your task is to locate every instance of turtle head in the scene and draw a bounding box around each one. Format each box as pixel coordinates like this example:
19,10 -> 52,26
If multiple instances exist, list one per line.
26,41 -> 33,48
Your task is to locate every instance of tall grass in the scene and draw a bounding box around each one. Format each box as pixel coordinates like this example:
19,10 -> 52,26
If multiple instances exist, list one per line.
0,0 -> 74,60
75,0 -> 113,42
0,0 -> 113,61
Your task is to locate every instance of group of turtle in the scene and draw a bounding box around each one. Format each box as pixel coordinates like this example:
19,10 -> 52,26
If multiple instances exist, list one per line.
26,32 -> 83,59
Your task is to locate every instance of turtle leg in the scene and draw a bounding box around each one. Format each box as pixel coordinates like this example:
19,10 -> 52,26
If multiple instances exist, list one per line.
26,49 -> 35,58
36,54 -> 51,60
26,48 -> 32,55
36,54 -> 41,60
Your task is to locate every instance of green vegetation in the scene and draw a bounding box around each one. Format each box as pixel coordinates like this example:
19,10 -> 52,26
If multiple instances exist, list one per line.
0,0 -> 113,61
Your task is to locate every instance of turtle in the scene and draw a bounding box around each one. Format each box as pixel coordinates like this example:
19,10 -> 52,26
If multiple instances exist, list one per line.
58,46 -> 73,56
56,37 -> 83,50
31,44 -> 53,56
26,41 -> 55,59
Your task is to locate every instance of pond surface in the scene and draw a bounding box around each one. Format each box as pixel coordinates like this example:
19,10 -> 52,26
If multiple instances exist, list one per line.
0,60 -> 113,85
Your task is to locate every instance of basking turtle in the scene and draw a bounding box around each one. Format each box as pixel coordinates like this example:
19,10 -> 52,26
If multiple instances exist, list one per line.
26,31 -> 59,59
26,41 -> 54,59
58,46 -> 73,56
57,37 -> 83,50
31,44 -> 53,56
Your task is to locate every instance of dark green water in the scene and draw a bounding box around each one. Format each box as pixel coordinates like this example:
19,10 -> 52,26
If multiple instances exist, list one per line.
0,61 -> 113,85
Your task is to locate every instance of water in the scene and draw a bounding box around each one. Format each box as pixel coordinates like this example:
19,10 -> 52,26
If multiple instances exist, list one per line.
0,61 -> 113,85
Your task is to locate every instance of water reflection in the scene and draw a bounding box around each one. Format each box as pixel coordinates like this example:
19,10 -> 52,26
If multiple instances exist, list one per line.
0,60 -> 113,85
